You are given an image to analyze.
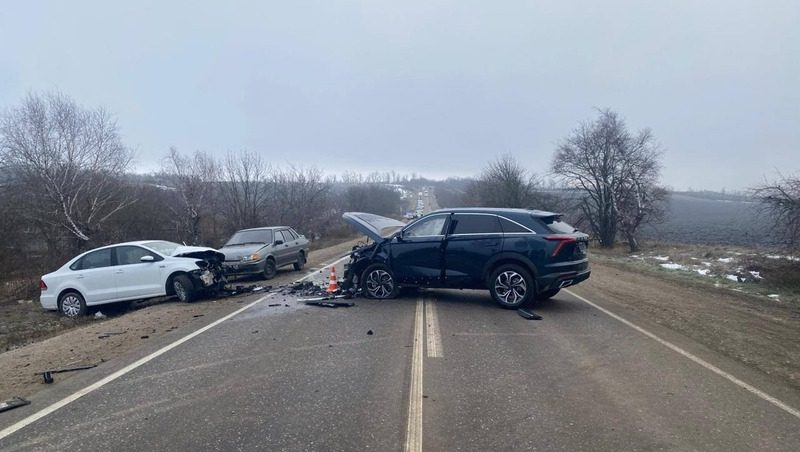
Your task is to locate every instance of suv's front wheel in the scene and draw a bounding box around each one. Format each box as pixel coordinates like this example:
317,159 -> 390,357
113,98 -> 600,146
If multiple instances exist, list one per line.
489,264 -> 534,308
361,264 -> 399,299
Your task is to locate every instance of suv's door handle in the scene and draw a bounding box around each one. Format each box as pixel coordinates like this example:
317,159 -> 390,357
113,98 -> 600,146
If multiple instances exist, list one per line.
115,270 -> 124,274
76,275 -> 84,279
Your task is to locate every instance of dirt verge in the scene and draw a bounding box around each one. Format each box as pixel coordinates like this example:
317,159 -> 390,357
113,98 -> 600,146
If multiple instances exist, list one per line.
0,238 -> 363,400
572,257 -> 800,390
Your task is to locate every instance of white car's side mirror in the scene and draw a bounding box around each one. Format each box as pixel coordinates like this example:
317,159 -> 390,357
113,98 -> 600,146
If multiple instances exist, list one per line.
140,255 -> 155,262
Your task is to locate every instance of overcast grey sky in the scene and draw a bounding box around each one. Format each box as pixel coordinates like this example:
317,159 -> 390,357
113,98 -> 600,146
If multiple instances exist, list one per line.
1,0 -> 797,190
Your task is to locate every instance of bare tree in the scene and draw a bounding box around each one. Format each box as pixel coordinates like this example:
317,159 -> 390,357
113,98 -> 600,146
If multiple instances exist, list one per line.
267,165 -> 332,238
160,147 -> 218,245
752,173 -> 800,251
464,154 -> 558,210
218,150 -> 270,231
551,109 -> 665,251
0,92 -> 133,252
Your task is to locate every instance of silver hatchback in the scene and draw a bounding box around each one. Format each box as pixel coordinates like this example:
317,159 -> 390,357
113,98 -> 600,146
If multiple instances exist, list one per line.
219,227 -> 310,280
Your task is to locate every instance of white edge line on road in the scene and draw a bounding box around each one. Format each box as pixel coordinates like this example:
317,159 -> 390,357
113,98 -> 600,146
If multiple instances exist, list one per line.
404,296 -> 424,452
564,289 -> 800,420
0,254 -> 352,441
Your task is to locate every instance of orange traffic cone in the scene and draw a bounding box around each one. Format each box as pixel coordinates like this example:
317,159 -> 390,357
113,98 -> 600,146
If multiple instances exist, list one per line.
326,266 -> 339,293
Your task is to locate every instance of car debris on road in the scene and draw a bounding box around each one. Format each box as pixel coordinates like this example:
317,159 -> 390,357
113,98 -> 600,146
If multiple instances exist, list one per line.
37,364 -> 98,384
517,308 -> 543,320
0,397 -> 31,413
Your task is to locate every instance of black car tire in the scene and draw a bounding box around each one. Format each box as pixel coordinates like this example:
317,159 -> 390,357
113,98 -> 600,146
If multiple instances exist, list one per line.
293,252 -> 306,271
172,274 -> 196,303
58,291 -> 87,318
262,258 -> 277,280
489,264 -> 534,309
361,264 -> 399,299
535,288 -> 560,301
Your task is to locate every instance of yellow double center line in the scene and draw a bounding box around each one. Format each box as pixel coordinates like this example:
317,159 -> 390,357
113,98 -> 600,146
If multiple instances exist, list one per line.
405,294 -> 443,452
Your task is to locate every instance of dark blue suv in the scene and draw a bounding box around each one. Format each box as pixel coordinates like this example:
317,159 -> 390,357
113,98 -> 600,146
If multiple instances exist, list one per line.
342,208 -> 590,308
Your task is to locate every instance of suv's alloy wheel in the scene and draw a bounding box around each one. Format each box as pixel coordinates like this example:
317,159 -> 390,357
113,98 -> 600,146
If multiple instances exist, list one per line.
362,264 -> 398,299
489,264 -> 533,308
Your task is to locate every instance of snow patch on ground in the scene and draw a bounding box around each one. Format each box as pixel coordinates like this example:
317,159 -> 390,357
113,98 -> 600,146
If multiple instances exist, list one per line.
695,268 -> 711,276
717,257 -> 734,263
653,256 -> 670,261
702,262 -> 712,267
768,294 -> 780,299
660,263 -> 685,270
725,274 -> 740,282
749,271 -> 762,280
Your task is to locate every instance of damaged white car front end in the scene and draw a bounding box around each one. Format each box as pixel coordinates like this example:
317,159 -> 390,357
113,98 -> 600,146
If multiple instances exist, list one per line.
39,240 -> 229,317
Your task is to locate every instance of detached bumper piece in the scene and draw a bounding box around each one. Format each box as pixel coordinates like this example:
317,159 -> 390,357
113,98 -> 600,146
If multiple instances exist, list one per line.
0,397 -> 31,413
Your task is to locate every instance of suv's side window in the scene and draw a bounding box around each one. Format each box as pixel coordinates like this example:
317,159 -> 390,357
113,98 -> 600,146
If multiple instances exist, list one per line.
71,248 -> 112,270
451,214 -> 502,234
498,217 -> 532,233
404,215 -> 447,237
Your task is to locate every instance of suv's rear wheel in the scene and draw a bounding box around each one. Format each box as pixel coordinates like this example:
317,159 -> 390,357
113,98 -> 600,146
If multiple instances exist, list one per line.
489,264 -> 534,309
361,264 -> 399,299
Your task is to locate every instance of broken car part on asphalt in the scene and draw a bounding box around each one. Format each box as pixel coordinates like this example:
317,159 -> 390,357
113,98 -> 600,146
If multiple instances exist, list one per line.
517,308 -> 543,320
0,397 -> 31,413
38,364 -> 97,384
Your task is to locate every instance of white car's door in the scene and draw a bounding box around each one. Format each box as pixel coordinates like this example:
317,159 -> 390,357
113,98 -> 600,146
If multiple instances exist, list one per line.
113,246 -> 164,299
71,248 -> 117,304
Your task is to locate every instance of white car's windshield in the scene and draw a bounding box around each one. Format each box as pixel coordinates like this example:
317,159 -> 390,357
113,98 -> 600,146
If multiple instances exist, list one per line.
142,241 -> 181,255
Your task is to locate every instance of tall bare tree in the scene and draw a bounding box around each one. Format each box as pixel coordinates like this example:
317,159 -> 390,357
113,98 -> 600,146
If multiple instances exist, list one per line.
551,109 -> 665,251
0,92 -> 133,252
752,173 -> 800,251
218,150 -> 270,231
267,166 -> 331,237
463,154 -> 558,210
160,147 -> 218,245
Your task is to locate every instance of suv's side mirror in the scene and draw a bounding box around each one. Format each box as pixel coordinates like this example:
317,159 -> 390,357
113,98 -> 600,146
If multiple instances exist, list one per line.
274,240 -> 284,246
140,255 -> 155,263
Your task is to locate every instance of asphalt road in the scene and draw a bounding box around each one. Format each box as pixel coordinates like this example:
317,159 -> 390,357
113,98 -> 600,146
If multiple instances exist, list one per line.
1,259 -> 799,451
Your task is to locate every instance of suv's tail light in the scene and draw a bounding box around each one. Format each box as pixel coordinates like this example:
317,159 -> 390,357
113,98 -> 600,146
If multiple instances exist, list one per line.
545,235 -> 577,257
39,280 -> 48,290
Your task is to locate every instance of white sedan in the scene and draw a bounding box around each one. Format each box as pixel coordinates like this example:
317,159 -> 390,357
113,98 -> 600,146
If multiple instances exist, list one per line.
39,241 -> 226,317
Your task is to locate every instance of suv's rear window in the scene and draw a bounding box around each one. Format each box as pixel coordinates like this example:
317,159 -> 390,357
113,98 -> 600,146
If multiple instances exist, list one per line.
538,216 -> 576,234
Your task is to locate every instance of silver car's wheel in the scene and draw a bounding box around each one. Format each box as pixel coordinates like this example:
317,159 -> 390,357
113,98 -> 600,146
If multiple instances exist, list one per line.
59,292 -> 86,318
362,265 -> 398,299
489,265 -> 533,308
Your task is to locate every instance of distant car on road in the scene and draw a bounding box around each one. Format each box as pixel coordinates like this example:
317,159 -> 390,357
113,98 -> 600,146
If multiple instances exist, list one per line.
342,208 -> 590,308
40,241 -> 226,317
219,227 -> 309,280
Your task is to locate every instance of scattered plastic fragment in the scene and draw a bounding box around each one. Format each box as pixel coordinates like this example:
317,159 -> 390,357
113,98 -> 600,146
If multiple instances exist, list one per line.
367,330 -> 374,335
0,397 -> 31,413
518,309 -> 542,320
94,311 -> 106,319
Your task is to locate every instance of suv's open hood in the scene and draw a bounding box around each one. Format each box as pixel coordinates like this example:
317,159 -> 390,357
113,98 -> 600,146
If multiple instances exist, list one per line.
342,212 -> 405,242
